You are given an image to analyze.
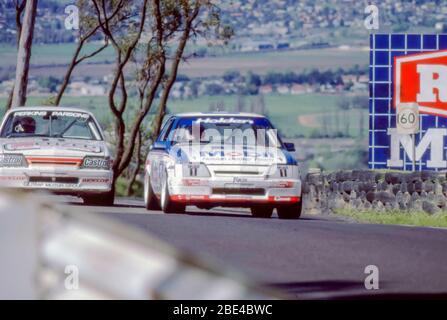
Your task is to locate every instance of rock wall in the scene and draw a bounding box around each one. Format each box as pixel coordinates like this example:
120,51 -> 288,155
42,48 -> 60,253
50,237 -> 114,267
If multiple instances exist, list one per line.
303,170 -> 447,215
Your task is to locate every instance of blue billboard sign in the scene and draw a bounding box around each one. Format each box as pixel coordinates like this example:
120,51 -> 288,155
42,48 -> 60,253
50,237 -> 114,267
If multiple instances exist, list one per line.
369,33 -> 447,171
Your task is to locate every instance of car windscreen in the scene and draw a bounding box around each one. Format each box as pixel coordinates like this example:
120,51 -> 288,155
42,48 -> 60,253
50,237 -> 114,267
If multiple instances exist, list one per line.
0,110 -> 102,141
170,116 -> 283,148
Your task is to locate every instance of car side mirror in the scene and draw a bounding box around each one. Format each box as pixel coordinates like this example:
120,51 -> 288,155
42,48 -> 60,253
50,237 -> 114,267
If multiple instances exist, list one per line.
284,142 -> 295,152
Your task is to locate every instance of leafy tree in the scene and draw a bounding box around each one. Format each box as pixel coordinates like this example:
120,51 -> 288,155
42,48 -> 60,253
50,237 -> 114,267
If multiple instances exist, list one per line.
82,0 -> 231,190
223,70 -> 240,82
37,76 -> 61,93
52,0 -> 117,106
206,83 -> 225,95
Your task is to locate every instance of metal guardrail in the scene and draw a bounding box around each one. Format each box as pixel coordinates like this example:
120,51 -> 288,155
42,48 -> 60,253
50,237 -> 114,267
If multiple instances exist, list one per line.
0,191 -> 279,299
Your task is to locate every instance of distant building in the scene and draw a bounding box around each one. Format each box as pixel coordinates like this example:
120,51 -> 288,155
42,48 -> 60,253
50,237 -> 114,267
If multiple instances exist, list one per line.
276,85 -> 290,95
259,85 -> 273,95
68,82 -> 106,96
290,84 -> 311,95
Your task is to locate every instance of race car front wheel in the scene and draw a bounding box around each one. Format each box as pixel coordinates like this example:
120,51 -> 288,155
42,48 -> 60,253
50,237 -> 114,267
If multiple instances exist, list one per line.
82,190 -> 115,207
160,174 -> 185,214
250,206 -> 273,218
277,201 -> 302,219
144,175 -> 161,210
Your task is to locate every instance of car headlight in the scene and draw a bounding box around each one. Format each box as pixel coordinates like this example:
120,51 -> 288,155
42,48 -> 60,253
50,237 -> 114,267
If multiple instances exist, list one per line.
182,163 -> 211,177
82,157 -> 111,170
0,154 -> 27,167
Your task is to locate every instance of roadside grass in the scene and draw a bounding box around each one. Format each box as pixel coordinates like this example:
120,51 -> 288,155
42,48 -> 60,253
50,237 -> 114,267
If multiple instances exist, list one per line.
334,208 -> 447,228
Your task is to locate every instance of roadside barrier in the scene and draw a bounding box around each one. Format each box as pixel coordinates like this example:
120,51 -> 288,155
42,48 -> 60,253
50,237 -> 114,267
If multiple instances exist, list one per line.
0,190 -> 279,299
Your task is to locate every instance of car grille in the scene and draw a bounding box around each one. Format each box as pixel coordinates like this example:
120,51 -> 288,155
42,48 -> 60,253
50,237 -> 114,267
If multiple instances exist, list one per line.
26,157 -> 83,166
28,177 -> 79,184
212,187 -> 265,196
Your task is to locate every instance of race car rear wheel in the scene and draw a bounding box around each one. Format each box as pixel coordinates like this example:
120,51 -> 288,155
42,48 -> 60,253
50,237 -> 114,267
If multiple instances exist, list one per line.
144,175 -> 161,210
250,206 -> 273,218
160,174 -> 185,214
277,201 -> 302,219
82,190 -> 115,207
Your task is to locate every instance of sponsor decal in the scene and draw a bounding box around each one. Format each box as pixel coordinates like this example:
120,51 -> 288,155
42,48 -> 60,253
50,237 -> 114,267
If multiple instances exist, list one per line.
51,111 -> 89,119
28,182 -> 77,188
4,140 -> 100,153
181,178 -> 208,186
14,111 -> 47,117
12,111 -> 89,119
82,178 -> 110,184
195,117 -> 254,124
0,176 -> 26,181
4,141 -> 39,151
83,157 -> 108,168
0,154 -> 24,166
60,142 -> 101,153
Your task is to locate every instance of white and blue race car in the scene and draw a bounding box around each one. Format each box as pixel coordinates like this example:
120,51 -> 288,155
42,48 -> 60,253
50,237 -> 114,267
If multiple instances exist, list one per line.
143,112 -> 302,219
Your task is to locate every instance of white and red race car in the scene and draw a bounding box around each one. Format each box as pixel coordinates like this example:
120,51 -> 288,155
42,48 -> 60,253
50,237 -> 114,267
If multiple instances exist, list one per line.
0,106 -> 114,205
144,112 -> 302,219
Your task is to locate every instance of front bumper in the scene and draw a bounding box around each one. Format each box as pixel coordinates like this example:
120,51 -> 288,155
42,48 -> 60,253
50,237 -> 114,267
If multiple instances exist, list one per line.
0,167 -> 113,195
167,175 -> 302,207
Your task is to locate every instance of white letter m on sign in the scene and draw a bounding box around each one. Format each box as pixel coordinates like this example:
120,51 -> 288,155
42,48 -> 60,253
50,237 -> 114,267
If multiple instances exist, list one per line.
387,128 -> 447,168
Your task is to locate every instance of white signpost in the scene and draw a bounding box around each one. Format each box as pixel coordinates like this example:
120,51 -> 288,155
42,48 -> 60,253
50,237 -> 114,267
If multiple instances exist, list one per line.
396,103 -> 420,171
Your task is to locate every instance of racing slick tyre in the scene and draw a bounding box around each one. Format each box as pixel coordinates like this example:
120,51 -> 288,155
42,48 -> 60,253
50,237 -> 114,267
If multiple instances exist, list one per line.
144,175 -> 161,210
82,190 -> 115,206
277,201 -> 302,220
250,206 -> 274,218
160,174 -> 185,214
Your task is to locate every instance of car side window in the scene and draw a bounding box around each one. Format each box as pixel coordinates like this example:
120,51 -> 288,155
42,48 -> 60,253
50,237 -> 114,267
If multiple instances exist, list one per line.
158,118 -> 175,142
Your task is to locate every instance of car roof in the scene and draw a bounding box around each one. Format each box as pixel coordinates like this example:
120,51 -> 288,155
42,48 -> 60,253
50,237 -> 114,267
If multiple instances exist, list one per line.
173,112 -> 266,118
7,106 -> 94,116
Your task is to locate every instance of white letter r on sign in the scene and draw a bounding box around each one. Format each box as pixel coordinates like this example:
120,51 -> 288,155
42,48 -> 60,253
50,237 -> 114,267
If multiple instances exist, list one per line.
417,64 -> 447,103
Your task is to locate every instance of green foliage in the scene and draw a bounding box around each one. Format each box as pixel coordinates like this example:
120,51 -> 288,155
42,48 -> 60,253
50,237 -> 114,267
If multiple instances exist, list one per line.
115,176 -> 144,197
37,76 -> 61,93
261,68 -> 346,86
223,70 -> 241,82
310,144 -> 368,171
41,95 -> 57,106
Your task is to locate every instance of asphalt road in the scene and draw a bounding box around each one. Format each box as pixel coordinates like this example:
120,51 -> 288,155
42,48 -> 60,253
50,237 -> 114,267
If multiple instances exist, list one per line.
68,197 -> 447,299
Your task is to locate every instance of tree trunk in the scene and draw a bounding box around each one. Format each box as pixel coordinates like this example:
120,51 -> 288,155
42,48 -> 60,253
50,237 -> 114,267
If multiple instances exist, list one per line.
5,87 -> 14,110
11,0 -> 37,108
125,130 -> 143,196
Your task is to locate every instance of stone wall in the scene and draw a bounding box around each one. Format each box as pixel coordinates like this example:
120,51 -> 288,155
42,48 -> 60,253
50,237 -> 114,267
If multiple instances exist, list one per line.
303,170 -> 447,215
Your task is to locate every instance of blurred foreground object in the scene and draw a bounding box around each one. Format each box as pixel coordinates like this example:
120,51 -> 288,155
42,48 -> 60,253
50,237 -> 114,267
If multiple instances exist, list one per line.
0,191 -> 277,299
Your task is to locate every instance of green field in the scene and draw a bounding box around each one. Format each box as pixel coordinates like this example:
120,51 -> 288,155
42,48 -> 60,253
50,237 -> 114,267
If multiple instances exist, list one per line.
0,43 -> 115,68
173,48 -> 368,78
0,93 -> 367,138
0,43 -> 368,79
